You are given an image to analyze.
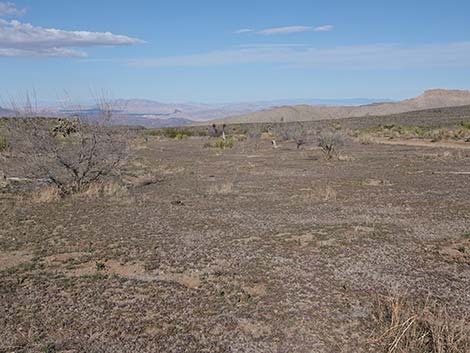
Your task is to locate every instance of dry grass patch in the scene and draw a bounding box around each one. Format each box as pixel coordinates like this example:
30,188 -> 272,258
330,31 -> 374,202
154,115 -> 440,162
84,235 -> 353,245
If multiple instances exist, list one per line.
298,184 -> 337,202
31,186 -> 61,203
65,260 -> 146,279
156,272 -> 202,289
363,178 -> 393,187
0,250 -> 33,271
208,182 -> 234,195
356,134 -> 374,145
371,293 -> 470,353
124,173 -> 160,187
438,237 -> 470,264
79,180 -> 127,198
337,154 -> 355,162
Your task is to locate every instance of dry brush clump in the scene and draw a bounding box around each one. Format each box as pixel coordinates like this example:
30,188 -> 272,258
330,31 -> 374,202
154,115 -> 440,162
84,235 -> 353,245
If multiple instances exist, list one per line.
271,122 -> 309,149
5,98 -> 129,195
318,131 -> 345,160
357,121 -> 470,143
371,293 -> 470,353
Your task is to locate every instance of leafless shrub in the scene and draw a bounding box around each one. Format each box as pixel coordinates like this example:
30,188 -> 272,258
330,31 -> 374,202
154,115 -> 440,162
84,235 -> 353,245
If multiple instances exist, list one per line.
245,124 -> 261,139
5,94 -> 129,195
275,122 -> 308,149
318,131 -> 344,160
371,293 -> 470,353
245,124 -> 264,149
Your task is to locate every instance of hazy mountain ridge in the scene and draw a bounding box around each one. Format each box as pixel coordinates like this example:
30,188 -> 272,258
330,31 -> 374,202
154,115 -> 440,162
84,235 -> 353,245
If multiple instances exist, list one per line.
211,89 -> 470,124
0,106 -> 14,116
1,97 -> 393,127
3,90 -> 470,128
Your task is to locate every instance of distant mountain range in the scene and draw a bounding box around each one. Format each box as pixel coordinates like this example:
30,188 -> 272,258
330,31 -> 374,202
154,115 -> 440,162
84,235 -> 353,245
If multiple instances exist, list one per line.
210,89 -> 470,125
2,89 -> 470,127
0,107 -> 14,117
0,97 -> 393,127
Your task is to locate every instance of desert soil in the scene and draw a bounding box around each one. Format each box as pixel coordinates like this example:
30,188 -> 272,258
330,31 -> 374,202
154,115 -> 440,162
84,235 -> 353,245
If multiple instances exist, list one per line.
1,131 -> 470,352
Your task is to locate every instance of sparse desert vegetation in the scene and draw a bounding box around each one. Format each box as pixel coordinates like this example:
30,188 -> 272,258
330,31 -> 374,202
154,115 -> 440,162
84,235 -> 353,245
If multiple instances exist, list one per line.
372,293 -> 470,352
1,105 -> 470,352
2,0 -> 470,350
0,135 -> 10,152
356,121 -> 470,144
2,101 -> 129,195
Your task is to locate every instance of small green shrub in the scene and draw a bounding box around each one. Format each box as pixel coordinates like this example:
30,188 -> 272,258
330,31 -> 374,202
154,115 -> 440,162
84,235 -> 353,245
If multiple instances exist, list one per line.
95,262 -> 106,271
214,138 -> 234,149
213,139 -> 225,149
0,135 -> 10,152
145,128 -> 194,139
42,342 -> 56,353
145,129 -> 162,136
460,121 -> 470,129
51,118 -> 78,137
225,137 -> 234,148
331,122 -> 342,130
405,126 -> 425,137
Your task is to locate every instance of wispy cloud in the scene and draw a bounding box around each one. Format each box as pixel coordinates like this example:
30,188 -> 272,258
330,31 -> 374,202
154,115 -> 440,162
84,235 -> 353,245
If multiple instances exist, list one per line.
0,19 -> 145,57
0,47 -> 86,57
314,25 -> 334,32
235,25 -> 334,35
129,42 -> 470,69
258,25 -> 313,35
233,28 -> 254,34
0,1 -> 26,16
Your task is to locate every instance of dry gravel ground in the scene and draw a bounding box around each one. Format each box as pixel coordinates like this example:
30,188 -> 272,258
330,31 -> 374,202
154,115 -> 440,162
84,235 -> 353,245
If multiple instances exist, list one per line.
1,131 -> 470,352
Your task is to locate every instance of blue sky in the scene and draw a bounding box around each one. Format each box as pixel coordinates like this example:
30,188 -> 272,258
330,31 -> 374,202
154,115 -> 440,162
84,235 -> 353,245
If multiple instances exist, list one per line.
1,0 -> 470,103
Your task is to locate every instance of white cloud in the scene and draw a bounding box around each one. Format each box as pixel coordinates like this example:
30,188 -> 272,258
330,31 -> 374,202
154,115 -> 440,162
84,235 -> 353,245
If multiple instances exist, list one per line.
0,47 -> 87,57
235,25 -> 334,35
0,2 -> 26,16
258,25 -> 313,35
129,42 -> 470,69
314,25 -> 334,32
0,19 -> 145,57
234,28 -> 254,34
